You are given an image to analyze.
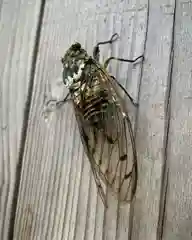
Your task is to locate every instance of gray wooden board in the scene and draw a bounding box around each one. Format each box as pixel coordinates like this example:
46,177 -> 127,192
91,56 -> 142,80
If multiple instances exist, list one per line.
13,0 -> 148,239
131,1 -> 176,240
11,0 -> 192,240
163,1 -> 192,240
0,0 -> 42,239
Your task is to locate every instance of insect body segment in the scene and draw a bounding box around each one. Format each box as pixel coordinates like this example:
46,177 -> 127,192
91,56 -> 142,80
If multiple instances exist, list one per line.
61,42 -> 89,87
58,34 -> 144,206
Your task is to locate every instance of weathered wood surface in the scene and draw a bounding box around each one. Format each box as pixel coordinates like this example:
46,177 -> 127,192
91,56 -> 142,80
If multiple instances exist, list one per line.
0,0 -> 43,239
163,2 -> 192,240
1,0 -> 192,239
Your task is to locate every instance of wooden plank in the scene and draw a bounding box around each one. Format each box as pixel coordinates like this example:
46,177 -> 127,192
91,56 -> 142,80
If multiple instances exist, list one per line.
101,2 -> 148,240
163,1 -> 192,240
0,0 -> 43,239
13,0 -> 148,239
131,1 -> 176,240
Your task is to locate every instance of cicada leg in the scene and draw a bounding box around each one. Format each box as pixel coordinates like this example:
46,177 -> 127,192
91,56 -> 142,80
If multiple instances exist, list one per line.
56,92 -> 71,107
93,33 -> 119,62
46,92 -> 71,108
110,75 -> 138,107
104,55 -> 144,69
105,55 -> 144,107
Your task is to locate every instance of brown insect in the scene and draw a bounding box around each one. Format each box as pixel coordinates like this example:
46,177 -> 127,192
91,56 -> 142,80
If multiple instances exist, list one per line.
50,33 -> 144,206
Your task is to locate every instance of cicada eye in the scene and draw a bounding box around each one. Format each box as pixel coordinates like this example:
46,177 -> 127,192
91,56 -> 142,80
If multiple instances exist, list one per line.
71,42 -> 81,51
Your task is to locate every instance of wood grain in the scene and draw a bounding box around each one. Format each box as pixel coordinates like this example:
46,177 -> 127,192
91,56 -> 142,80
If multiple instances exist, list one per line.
2,0 -> 192,239
0,0 -> 43,239
163,1 -> 192,240
13,0 -> 148,239
131,1 -> 175,240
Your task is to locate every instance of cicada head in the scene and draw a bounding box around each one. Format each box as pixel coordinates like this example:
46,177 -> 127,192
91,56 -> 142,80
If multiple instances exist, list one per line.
61,42 -> 89,88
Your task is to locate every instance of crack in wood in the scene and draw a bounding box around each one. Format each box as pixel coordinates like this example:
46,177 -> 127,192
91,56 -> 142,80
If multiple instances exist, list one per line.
157,1 -> 177,239
7,0 -> 46,239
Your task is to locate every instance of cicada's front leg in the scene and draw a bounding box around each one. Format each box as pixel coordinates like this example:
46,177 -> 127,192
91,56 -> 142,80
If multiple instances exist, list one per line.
46,92 -> 71,108
92,33 -> 119,62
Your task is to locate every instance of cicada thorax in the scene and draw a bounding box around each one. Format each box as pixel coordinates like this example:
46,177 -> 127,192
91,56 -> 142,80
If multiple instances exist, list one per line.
70,66 -> 110,124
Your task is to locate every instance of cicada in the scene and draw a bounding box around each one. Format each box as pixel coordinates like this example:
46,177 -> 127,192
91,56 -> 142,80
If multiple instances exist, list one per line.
50,34 -> 143,207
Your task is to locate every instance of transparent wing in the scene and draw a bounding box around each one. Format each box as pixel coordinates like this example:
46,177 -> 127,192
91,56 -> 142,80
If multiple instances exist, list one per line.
73,106 -> 108,206
73,61 -> 137,206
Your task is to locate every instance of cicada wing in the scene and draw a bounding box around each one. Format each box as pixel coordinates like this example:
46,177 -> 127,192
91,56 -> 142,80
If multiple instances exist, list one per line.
90,63 -> 138,202
72,95 -> 137,203
95,102 -> 137,202
70,60 -> 137,205
73,103 -> 108,206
